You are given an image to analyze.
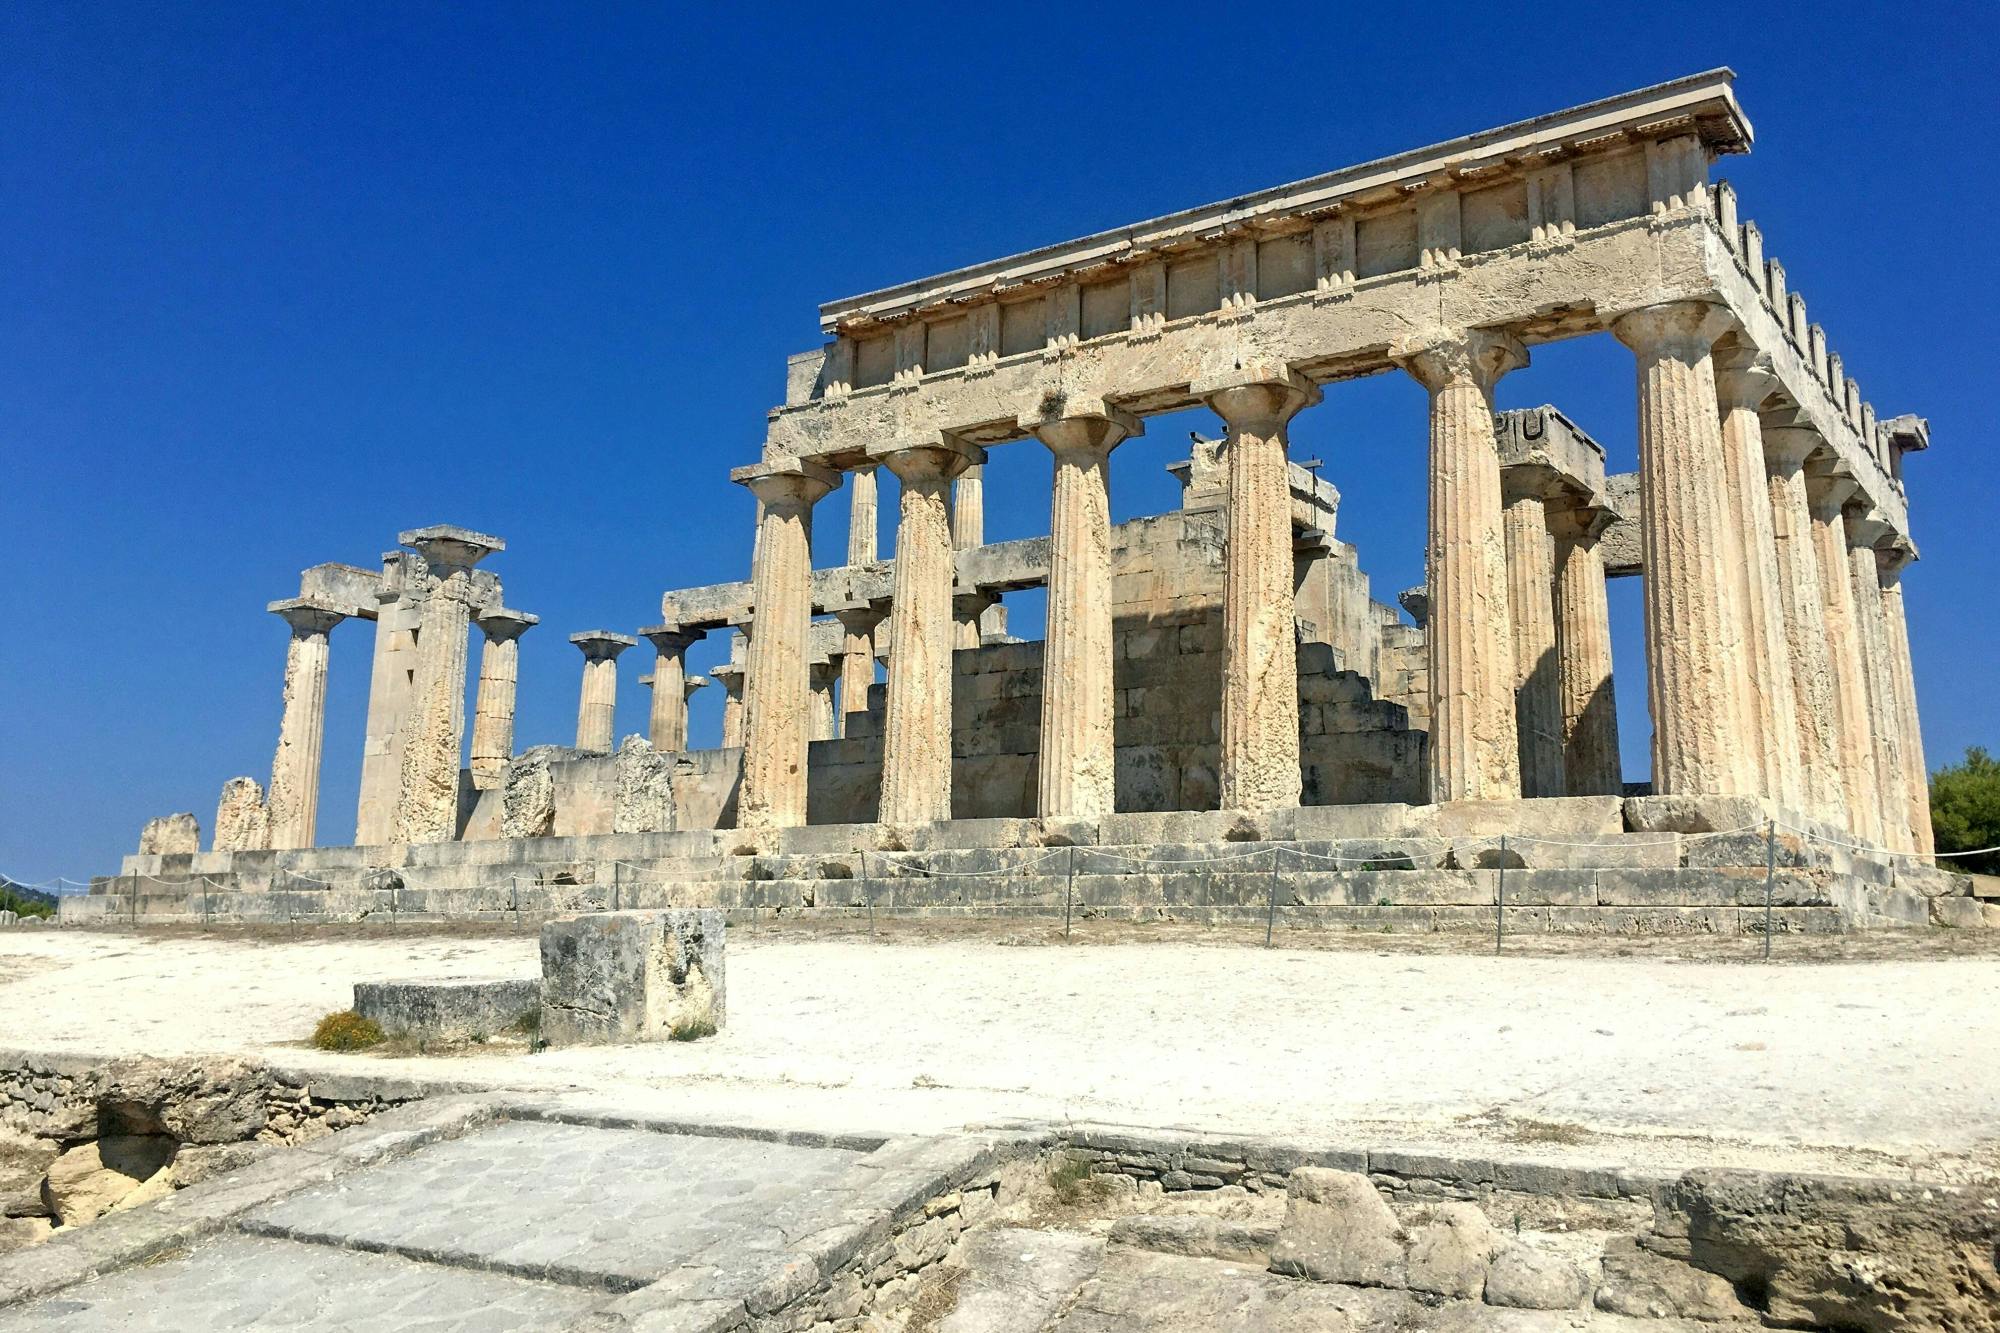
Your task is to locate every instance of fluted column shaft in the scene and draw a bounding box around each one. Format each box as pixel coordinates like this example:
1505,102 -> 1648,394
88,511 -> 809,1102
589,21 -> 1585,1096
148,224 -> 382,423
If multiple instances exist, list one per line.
1805,476 -> 1880,844
396,530 -> 500,844
1549,508 -> 1622,795
1763,430 -> 1847,823
847,462 -> 879,566
879,442 -> 980,824
833,605 -> 886,732
640,627 -> 703,753
471,611 -> 536,790
1613,302 -> 1757,797
1031,409 -> 1139,820
1200,368 -> 1318,811
1397,331 -> 1525,803
571,632 -> 635,753
715,665 -> 746,749
1715,357 -> 1805,809
736,464 -> 837,828
267,600 -> 345,849
1845,511 -> 1910,848
1878,555 -> 1934,853
1502,485 -> 1564,797
951,464 -> 984,551
809,661 -> 838,742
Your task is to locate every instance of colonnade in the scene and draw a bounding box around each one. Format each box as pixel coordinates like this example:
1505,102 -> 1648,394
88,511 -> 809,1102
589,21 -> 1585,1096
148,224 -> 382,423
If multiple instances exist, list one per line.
731,301 -> 1931,852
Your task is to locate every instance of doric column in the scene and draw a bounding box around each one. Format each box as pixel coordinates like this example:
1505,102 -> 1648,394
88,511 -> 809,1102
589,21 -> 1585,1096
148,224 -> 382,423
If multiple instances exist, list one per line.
809,659 -> 839,742
470,608 -> 536,790
951,463 -> 984,551
1877,548 -> 1934,853
1548,505 -> 1622,795
1804,472 -> 1881,844
712,663 -> 746,748
1762,427 -> 1847,823
1501,471 -> 1564,798
876,438 -> 982,824
1026,403 -> 1141,820
1394,330 -> 1525,803
1714,348 -> 1805,809
1612,301 -> 1757,797
847,462 -> 880,566
356,554 -> 420,844
1844,506 -> 1910,849
639,624 -> 705,753
265,597 -> 346,849
831,599 -> 888,731
952,589 -> 997,650
570,630 -> 636,752
734,460 -> 838,828
394,526 -> 504,844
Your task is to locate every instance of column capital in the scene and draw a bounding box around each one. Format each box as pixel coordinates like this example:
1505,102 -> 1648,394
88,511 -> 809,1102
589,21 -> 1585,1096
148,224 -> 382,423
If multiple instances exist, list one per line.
639,623 -> 706,656
1803,468 -> 1859,520
869,436 -> 984,484
1194,364 -> 1319,431
1841,504 -> 1896,550
710,663 -> 744,688
1760,423 -> 1825,470
1876,538 -> 1917,577
1609,299 -> 1731,361
475,607 -> 538,643
398,524 -> 505,571
683,674 -> 710,701
1392,327 -> 1528,394
267,597 -> 347,637
1712,346 -> 1780,413
829,598 -> 890,632
1020,401 -> 1143,457
1546,500 -> 1618,544
731,458 -> 840,510
569,629 -> 637,662
952,587 -> 999,617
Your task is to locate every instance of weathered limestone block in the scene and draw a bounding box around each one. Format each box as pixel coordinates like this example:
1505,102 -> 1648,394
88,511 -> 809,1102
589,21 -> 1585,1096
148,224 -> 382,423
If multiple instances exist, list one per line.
96,1057 -> 271,1144
137,813 -> 199,856
353,977 -> 540,1041
1651,1169 -> 2000,1332
1593,1235 -> 1756,1321
539,909 -> 726,1046
40,1135 -> 177,1226
1404,1201 -> 1500,1298
501,745 -> 561,839
1267,1167 -> 1405,1287
1484,1243 -> 1589,1309
211,777 -> 268,853
613,735 -> 674,834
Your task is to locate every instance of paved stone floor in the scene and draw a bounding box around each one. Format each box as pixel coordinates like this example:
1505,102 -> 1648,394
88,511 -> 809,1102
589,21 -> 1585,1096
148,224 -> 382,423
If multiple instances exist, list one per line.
0,1235 -> 600,1332
246,1120 -> 862,1290
0,1118 -> 871,1331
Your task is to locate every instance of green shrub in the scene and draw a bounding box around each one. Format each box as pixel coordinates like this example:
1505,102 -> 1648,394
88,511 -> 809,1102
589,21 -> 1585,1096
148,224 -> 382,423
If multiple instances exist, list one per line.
1046,1150 -> 1106,1205
1932,747 -> 2000,874
312,1010 -> 385,1052
668,1018 -> 717,1042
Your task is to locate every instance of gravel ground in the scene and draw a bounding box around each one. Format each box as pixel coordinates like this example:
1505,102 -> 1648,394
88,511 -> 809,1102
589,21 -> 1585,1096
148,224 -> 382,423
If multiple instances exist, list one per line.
5,922 -> 1997,1181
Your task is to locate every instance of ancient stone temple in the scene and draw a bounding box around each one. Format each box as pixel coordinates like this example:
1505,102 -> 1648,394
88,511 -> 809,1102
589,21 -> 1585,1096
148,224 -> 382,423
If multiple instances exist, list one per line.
100,71 -> 1953,933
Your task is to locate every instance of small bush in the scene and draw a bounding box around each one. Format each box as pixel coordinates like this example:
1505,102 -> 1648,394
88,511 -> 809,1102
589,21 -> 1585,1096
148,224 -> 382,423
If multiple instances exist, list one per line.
668,1018 -> 717,1042
1045,1150 -> 1106,1205
313,1010 -> 384,1052
510,1007 -> 541,1036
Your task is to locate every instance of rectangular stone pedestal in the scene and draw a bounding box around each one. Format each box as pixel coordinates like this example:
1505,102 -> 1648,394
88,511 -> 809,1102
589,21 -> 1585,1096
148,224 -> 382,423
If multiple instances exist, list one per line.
538,909 -> 725,1047
352,978 -> 541,1042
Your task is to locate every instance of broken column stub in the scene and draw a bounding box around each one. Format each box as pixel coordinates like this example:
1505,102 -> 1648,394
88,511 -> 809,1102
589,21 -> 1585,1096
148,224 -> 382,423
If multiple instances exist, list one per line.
539,909 -> 726,1046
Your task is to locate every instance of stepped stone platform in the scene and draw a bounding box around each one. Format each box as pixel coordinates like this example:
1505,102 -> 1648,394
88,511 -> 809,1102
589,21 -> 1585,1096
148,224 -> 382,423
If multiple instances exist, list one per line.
73,796 -> 1976,935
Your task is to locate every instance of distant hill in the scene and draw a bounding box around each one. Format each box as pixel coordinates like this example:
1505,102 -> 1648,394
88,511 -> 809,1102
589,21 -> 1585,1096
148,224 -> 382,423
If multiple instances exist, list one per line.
0,880 -> 57,918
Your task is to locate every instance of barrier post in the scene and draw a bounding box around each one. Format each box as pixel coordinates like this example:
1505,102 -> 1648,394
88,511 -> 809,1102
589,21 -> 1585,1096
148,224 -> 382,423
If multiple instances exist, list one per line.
1763,818 -> 1777,960
1065,846 -> 1075,940
1495,834 -> 1508,953
1264,847 -> 1280,948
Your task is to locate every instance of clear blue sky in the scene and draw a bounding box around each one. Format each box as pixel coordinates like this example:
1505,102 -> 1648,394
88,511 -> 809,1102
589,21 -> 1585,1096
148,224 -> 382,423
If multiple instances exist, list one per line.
5,2 -> 1996,883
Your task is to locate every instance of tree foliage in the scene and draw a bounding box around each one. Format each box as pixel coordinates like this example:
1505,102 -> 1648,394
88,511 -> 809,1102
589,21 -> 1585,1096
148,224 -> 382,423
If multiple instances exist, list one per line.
0,882 -> 56,919
1931,747 -> 2000,875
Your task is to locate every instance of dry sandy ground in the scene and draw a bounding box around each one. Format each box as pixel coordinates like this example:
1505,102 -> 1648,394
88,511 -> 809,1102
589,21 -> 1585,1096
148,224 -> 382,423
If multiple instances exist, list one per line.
5,923 -> 1997,1181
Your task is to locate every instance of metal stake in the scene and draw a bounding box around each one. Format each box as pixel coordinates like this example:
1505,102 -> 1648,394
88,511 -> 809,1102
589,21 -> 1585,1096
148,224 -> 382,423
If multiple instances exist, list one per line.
1264,847 -> 1280,948
1064,846 -> 1075,940
1495,834 -> 1508,953
1763,818 -> 1777,960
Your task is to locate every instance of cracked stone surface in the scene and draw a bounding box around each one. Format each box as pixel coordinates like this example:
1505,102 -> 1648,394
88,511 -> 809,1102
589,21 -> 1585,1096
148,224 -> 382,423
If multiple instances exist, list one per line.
245,1120 -> 861,1288
0,1234 -> 601,1331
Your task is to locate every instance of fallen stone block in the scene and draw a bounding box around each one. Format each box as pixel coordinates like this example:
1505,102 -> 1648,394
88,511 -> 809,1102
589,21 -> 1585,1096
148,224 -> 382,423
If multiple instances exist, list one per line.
539,909 -> 725,1047
1403,1201 -> 1499,1298
40,1135 -> 177,1226
1484,1242 -> 1589,1309
1592,1235 -> 1755,1321
352,978 -> 542,1042
1267,1167 -> 1405,1287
